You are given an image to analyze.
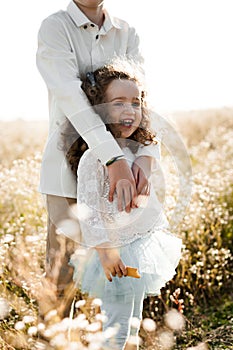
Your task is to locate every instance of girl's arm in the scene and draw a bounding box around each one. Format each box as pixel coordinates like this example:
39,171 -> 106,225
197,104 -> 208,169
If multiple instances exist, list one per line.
95,244 -> 127,282
133,141 -> 161,195
132,156 -> 154,195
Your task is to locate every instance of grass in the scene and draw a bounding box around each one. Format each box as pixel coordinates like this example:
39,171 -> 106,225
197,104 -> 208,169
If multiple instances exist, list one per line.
176,297 -> 233,349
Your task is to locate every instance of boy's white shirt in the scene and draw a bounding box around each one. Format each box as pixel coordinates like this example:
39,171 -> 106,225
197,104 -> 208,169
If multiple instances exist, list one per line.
36,0 -> 160,198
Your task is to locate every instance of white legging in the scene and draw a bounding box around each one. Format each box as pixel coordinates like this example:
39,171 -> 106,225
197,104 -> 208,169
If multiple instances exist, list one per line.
101,283 -> 145,350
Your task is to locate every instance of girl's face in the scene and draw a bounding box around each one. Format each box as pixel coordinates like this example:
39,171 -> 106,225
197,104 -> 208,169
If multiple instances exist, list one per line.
104,79 -> 142,139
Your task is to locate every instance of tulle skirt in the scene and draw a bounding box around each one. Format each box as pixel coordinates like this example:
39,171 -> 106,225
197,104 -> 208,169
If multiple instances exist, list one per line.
70,229 -> 182,303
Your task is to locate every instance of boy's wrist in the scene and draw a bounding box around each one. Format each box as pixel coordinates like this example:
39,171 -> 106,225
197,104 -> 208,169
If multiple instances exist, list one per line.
106,155 -> 125,167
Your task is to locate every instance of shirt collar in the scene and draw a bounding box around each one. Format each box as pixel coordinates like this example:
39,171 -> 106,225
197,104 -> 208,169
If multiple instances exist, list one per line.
67,1 -> 121,30
103,8 -> 121,31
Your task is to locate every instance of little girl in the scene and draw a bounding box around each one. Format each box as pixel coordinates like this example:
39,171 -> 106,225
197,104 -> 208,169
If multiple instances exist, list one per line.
62,61 -> 182,349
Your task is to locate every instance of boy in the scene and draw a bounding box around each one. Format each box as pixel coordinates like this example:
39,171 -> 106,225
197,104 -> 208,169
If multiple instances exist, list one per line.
36,0 -> 159,317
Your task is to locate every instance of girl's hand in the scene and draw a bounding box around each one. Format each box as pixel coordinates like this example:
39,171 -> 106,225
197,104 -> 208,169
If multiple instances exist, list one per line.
132,156 -> 153,195
107,159 -> 137,213
96,247 -> 127,282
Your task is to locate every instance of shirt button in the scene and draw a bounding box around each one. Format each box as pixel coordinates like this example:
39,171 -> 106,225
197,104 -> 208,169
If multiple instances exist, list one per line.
84,25 -> 88,29
96,35 -> 99,40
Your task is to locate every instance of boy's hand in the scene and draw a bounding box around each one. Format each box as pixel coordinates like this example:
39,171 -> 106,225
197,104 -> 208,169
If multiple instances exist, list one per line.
96,247 -> 127,282
132,156 -> 153,195
107,159 -> 137,213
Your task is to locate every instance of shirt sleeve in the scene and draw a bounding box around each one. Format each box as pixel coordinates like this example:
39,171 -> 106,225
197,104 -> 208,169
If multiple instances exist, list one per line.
36,16 -> 123,164
126,26 -> 144,65
77,151 -> 111,247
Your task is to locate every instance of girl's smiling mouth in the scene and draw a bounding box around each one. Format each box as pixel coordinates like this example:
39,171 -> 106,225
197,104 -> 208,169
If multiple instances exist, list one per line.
120,118 -> 134,127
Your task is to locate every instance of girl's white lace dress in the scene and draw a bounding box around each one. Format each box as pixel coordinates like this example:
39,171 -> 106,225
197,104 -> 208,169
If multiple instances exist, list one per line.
70,147 -> 182,302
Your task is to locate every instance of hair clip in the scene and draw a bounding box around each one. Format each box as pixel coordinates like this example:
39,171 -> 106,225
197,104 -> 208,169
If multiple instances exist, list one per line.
86,72 -> 96,87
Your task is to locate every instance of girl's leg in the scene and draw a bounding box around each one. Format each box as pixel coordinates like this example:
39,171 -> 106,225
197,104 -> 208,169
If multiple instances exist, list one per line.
102,296 -> 134,350
128,282 -> 145,350
101,282 -> 145,350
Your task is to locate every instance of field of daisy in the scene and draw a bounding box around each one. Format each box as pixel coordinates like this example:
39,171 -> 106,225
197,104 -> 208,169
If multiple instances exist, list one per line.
0,108 -> 233,349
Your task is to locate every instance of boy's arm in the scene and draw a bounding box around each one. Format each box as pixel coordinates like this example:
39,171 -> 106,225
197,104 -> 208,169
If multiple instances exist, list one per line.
36,16 -> 123,163
36,16 -> 137,209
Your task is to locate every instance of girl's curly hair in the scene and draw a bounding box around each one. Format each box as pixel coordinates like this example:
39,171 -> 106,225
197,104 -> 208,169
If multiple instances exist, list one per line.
61,61 -> 157,175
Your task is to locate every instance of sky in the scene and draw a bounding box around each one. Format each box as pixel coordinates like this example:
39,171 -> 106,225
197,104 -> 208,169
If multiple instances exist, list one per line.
0,0 -> 232,121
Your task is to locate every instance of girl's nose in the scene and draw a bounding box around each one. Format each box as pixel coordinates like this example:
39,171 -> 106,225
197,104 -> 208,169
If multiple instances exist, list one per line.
124,103 -> 135,114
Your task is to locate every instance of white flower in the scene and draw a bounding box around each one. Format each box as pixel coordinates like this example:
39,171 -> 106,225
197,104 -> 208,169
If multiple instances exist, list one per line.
0,298 -> 10,319
43,329 -> 54,338
164,309 -> 185,331
158,330 -> 174,349
37,323 -> 46,332
28,326 -> 38,336
50,333 -> 68,347
76,319 -> 89,330
67,342 -> 84,350
60,317 -> 72,331
95,313 -> 108,323
87,342 -> 103,350
2,234 -> 14,243
23,315 -> 35,324
86,321 -> 101,332
15,321 -> 25,331
86,330 -> 105,345
44,309 -> 58,322
75,300 -> 86,308
104,326 -> 119,339
130,317 -> 141,329
142,318 -> 156,332
25,235 -> 40,242
126,335 -> 142,346
71,314 -> 87,330
187,343 -> 208,350
56,219 -> 80,241
92,298 -> 102,307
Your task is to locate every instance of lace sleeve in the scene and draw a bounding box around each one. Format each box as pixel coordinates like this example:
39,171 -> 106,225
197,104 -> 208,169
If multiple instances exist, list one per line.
136,142 -> 161,161
77,150 -> 110,248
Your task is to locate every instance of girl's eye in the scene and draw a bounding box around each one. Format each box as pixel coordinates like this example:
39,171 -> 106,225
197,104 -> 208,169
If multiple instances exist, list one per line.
112,101 -> 141,108
113,102 -> 124,107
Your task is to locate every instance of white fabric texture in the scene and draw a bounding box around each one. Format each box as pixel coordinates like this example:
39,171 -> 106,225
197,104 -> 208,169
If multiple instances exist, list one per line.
36,1 -> 160,197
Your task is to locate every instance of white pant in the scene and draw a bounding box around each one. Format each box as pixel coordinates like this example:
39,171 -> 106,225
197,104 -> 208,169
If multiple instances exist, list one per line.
102,282 -> 145,350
